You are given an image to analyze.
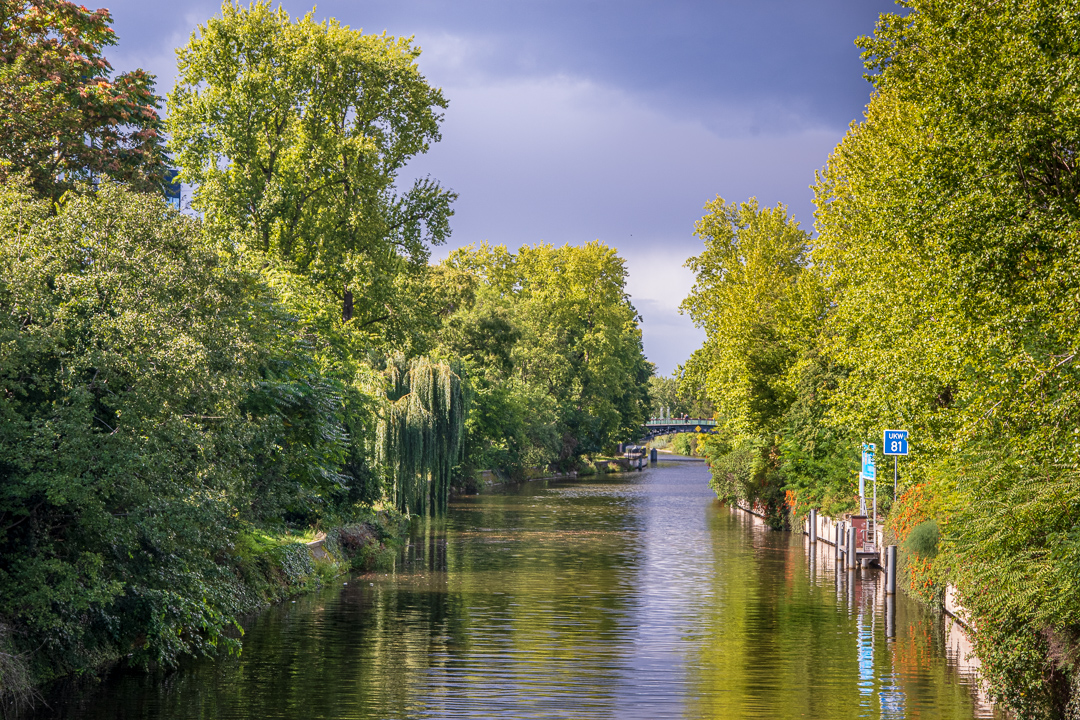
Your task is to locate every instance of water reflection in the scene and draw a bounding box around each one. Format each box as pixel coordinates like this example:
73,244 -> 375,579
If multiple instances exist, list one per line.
30,460 -> 996,719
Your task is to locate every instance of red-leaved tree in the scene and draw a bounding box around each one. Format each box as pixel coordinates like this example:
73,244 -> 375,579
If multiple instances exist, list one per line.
0,0 -> 165,198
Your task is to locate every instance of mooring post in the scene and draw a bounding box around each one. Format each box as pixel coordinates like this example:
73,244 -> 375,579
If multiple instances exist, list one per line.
886,545 -> 897,595
837,522 -> 845,560
847,526 -> 857,570
809,508 -> 817,545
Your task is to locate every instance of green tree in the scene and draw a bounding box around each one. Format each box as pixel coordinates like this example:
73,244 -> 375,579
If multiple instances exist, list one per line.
682,197 -> 813,437
513,241 -> 651,457
647,374 -> 680,418
812,0 -> 1080,714
0,0 -> 166,198
441,241 -> 650,470
167,1 -> 455,326
680,197 -> 829,523
377,354 -> 466,515
0,183 -> 292,678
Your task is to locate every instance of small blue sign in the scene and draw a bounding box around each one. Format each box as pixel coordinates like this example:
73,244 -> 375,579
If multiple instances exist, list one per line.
883,429 -> 908,456
861,444 -> 876,480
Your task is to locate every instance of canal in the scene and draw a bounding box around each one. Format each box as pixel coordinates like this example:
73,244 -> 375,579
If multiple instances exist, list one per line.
34,458 -> 996,719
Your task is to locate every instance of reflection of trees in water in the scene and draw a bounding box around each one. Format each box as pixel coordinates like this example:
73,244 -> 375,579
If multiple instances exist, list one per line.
37,471 -> 997,719
682,506 -> 992,719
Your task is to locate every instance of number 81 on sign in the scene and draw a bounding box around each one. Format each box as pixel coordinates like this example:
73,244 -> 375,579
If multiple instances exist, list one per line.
883,430 -> 908,456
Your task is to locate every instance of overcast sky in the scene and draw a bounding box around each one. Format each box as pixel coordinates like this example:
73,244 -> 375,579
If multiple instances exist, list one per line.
104,0 -> 896,376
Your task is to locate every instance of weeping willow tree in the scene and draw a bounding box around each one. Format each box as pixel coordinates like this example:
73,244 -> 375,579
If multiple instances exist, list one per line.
377,355 -> 467,515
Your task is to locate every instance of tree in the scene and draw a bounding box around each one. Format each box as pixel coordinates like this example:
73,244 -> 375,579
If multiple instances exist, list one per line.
0,0 -> 166,198
679,197 -> 839,525
510,241 -> 651,458
0,183 -> 280,677
167,1 -> 456,326
681,197 -> 813,437
813,0 -> 1080,714
648,368 -> 714,419
377,354 -> 466,516
440,241 -> 651,469
647,374 -> 678,417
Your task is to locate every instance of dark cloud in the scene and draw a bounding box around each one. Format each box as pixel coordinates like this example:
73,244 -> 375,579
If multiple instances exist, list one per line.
99,0 -> 899,374
106,0 -> 894,127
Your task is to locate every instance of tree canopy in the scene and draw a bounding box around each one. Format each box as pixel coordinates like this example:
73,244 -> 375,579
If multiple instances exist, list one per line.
678,1 -> 1080,716
167,1 -> 456,325
0,0 -> 166,198
808,2 -> 1080,714
442,241 -> 651,468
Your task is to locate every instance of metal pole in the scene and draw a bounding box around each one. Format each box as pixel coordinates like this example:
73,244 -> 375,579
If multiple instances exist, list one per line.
886,545 -> 897,595
809,508 -> 817,545
847,526 -> 857,569
894,455 -> 898,499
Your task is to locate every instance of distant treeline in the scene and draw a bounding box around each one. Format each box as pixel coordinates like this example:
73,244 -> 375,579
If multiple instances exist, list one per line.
0,0 -> 648,702
675,1 -> 1080,717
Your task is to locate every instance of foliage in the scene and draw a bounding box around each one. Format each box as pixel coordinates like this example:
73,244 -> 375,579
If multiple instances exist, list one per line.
805,0 -> 1080,714
886,483 -> 933,543
904,520 -> 939,558
647,375 -> 680,418
777,356 -> 859,517
944,453 -> 1080,718
651,366 -> 713,419
167,1 -> 455,325
682,196 -> 813,438
0,0 -> 166,198
0,181 -> 413,694
377,354 -> 466,515
680,197 -> 832,527
0,184 -> 274,676
0,0 -> 655,699
442,241 -> 651,471
671,432 -> 700,457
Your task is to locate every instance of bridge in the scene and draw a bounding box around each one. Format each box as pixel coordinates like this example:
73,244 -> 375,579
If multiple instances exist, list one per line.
641,417 -> 718,440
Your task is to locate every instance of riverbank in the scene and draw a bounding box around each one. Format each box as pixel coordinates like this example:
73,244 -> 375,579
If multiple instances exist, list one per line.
1,510 -> 409,716
457,455 -> 657,495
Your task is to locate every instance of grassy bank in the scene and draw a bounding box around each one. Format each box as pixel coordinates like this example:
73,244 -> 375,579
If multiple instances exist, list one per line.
0,510 -> 408,717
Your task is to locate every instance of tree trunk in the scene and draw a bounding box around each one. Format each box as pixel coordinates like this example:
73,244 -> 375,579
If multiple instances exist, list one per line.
343,289 -> 353,322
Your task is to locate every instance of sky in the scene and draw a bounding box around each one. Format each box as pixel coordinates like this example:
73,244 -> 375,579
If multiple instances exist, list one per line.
103,0 -> 897,376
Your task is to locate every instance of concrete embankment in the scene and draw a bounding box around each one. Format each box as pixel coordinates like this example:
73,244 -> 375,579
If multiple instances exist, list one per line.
800,509 -> 971,620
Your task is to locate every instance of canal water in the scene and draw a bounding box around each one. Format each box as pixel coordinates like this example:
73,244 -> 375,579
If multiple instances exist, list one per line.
34,458 -> 996,719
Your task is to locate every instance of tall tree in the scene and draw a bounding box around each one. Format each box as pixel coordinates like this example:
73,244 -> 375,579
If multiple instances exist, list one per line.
813,1 -> 1080,715
681,197 -> 813,437
0,0 -> 166,199
167,1 -> 456,326
446,241 -> 650,463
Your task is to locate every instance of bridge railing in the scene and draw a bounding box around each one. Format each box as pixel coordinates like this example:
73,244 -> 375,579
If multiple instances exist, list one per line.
643,418 -> 717,427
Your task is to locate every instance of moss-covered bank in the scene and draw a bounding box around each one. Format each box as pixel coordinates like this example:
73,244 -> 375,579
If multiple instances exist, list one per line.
0,511 -> 408,717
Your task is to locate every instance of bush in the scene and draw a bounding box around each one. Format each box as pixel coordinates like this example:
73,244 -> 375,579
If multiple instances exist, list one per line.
0,184 -> 371,691
905,520 -> 939,558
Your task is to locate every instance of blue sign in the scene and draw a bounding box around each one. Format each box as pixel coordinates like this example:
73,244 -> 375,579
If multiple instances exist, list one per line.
883,429 -> 909,456
861,444 -> 876,480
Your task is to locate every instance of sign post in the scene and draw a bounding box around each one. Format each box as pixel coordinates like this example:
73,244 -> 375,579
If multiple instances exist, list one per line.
859,443 -> 877,549
860,444 -> 875,518
882,429 -> 909,498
